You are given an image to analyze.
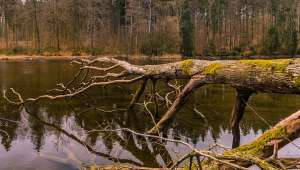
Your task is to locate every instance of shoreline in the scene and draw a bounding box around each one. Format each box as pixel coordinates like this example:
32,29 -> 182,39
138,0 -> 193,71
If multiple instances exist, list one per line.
0,55 -> 95,61
0,54 -> 299,62
0,54 -> 183,61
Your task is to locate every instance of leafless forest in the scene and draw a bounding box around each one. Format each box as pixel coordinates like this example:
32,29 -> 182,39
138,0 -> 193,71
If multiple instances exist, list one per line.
2,1 -> 300,170
1,0 -> 300,56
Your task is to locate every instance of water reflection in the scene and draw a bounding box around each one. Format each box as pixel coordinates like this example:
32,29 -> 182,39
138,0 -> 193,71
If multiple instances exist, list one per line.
0,60 -> 299,169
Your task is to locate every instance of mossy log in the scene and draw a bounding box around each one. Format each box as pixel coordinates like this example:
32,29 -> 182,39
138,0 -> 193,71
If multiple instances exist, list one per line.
222,110 -> 300,169
99,58 -> 300,89
145,59 -> 300,134
93,58 -> 300,134
140,59 -> 300,93
229,110 -> 300,158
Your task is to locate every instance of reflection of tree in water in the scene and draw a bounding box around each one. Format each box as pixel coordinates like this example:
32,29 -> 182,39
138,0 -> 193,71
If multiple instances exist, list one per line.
28,106 -> 46,152
0,105 -> 22,151
71,101 -> 172,167
0,96 -> 167,167
0,84 -> 300,167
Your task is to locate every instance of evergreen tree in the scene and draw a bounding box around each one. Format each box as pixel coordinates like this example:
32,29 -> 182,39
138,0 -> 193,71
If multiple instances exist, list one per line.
69,0 -> 82,53
115,0 -> 126,26
285,9 -> 298,54
180,0 -> 195,57
264,26 -> 280,54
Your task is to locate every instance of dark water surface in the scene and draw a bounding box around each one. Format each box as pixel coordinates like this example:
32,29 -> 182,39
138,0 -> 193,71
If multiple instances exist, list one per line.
0,59 -> 299,170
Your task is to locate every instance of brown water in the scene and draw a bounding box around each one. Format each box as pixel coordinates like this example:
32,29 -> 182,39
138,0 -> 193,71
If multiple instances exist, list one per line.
0,59 -> 299,170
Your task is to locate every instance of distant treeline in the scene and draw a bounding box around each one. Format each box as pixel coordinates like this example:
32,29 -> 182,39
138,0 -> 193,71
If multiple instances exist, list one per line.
0,0 -> 300,57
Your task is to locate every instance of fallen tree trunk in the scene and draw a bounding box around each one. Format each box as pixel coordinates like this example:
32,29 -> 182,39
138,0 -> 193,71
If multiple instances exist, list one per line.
4,58 -> 300,135
78,58 -> 300,93
230,110 -> 300,158
143,59 -> 300,133
220,110 -> 300,169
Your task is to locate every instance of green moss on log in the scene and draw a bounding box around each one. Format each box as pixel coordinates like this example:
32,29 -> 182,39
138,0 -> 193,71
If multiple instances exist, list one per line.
203,63 -> 222,75
240,59 -> 292,72
226,126 -> 286,156
181,59 -> 194,75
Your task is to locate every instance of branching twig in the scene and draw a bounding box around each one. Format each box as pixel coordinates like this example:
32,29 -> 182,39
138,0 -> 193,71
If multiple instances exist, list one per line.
144,101 -> 160,135
3,76 -> 145,105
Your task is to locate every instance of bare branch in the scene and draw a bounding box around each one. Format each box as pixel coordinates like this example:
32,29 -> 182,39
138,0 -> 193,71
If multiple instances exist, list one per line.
92,70 -> 128,80
4,76 -> 145,105
81,64 -> 120,72
80,57 -> 146,74
144,101 -> 160,135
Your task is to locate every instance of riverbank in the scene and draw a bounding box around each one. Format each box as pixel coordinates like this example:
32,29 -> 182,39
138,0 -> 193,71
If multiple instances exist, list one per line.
0,54 -> 300,62
0,54 -> 183,61
0,55 -> 91,61
199,54 -> 300,60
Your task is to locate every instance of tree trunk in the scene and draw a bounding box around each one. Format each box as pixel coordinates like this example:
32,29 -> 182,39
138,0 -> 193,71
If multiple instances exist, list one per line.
230,89 -> 253,148
54,0 -> 60,50
32,0 -> 41,50
138,58 -> 300,133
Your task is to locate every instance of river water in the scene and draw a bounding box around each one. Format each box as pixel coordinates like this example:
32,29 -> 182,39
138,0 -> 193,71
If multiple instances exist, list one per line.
0,59 -> 299,169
